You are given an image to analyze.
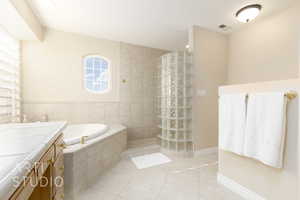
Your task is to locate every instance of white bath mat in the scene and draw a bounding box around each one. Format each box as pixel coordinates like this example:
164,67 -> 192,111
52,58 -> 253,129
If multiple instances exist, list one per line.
131,153 -> 171,169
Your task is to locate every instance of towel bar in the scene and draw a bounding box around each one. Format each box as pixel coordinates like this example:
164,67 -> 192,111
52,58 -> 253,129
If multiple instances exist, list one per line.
285,92 -> 297,100
219,92 -> 297,100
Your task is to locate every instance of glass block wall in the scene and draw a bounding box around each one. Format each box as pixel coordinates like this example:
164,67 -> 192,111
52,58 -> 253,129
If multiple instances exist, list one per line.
156,51 -> 193,153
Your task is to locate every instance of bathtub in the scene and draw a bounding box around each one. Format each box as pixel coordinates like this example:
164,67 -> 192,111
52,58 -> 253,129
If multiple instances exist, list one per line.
63,124 -> 127,200
63,124 -> 109,145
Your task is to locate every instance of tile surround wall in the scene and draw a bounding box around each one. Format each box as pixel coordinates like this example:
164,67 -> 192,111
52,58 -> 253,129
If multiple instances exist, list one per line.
64,126 -> 127,200
119,43 -> 167,140
23,41 -> 166,142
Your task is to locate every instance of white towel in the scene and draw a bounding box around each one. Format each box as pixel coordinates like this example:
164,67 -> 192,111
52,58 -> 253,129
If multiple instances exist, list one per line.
244,93 -> 287,168
219,94 -> 247,155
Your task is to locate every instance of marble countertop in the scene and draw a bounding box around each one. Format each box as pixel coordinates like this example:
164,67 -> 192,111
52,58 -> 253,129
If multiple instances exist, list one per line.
0,121 -> 67,200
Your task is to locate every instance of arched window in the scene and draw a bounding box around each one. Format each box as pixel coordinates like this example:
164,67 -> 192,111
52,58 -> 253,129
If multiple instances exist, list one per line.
83,55 -> 110,93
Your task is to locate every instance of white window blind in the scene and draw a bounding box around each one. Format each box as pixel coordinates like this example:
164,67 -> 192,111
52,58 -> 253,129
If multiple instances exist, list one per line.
0,28 -> 21,123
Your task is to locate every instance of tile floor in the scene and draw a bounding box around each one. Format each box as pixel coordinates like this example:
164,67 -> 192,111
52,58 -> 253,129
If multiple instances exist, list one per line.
78,150 -> 244,200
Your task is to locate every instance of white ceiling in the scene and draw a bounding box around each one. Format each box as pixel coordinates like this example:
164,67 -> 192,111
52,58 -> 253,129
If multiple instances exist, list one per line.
27,0 -> 296,50
0,0 -> 38,40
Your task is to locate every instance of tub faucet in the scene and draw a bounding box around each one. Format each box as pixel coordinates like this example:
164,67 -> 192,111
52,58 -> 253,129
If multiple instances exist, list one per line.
80,136 -> 88,144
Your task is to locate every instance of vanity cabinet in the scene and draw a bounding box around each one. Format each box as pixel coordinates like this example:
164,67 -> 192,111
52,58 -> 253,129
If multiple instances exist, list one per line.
53,141 -> 64,200
9,170 -> 37,200
9,134 -> 65,200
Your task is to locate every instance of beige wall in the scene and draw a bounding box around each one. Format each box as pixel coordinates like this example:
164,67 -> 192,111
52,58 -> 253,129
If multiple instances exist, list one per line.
227,3 -> 300,84
22,29 -> 120,103
191,26 -> 228,151
22,29 -> 166,141
218,79 -> 300,199
220,3 -> 300,199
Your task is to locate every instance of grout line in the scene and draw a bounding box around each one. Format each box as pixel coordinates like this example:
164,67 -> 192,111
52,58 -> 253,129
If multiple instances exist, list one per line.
171,161 -> 218,174
153,171 -> 168,200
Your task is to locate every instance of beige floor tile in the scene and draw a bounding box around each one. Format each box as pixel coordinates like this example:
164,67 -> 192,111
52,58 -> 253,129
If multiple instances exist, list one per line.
119,186 -> 159,200
78,189 -> 118,200
76,151 -> 244,200
156,183 -> 201,200
92,173 -> 132,195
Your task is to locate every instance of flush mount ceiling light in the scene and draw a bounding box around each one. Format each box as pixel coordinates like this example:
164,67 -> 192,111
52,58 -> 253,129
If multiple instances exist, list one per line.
236,4 -> 262,23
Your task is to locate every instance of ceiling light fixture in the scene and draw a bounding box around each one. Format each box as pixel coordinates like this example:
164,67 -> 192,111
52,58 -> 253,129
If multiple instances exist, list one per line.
236,4 -> 262,23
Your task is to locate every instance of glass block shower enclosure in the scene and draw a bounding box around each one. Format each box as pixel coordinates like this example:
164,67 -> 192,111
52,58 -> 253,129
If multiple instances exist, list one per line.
156,51 -> 193,154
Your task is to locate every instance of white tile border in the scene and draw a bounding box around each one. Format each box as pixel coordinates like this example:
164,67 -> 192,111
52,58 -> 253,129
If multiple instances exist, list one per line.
217,173 -> 266,200
194,146 -> 218,156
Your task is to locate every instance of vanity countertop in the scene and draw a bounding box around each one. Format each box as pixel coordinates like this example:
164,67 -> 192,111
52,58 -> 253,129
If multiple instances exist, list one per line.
0,121 -> 67,200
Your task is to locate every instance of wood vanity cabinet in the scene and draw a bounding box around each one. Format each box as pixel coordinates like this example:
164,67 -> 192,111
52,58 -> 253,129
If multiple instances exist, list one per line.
52,136 -> 65,200
9,134 -> 65,200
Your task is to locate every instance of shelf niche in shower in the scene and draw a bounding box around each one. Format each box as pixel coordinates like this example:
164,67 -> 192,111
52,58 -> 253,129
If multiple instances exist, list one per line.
156,51 -> 193,155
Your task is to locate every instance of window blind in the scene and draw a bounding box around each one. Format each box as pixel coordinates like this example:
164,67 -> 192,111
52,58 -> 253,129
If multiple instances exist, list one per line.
0,27 -> 21,123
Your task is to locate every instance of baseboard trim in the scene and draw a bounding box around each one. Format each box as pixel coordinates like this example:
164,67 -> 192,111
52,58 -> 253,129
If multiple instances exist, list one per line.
122,144 -> 160,158
194,146 -> 218,156
128,137 -> 158,149
217,173 -> 266,200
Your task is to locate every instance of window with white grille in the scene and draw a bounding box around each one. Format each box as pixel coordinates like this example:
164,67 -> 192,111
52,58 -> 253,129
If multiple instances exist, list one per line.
83,55 -> 110,93
0,28 -> 20,123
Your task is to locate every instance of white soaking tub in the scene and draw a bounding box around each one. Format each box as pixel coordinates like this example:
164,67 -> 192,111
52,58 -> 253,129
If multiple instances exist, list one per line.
63,124 -> 109,146
63,124 -> 127,200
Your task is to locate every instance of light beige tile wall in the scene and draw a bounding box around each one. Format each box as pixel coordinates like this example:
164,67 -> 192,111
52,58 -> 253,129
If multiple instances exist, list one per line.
22,29 -> 166,141
64,126 -> 127,198
118,43 -> 167,140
